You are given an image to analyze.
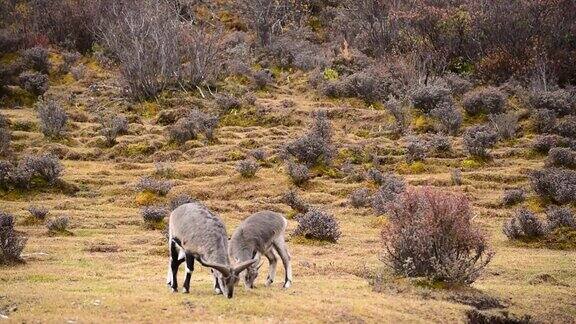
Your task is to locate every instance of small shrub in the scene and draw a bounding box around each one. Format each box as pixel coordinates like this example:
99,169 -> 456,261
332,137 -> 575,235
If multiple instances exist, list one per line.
530,89 -> 574,116
405,137 -> 427,163
292,209 -> 341,242
531,109 -> 557,134
22,46 -> 50,73
168,109 -> 219,143
349,188 -> 371,208
489,112 -> 518,140
249,148 -> 266,161
135,176 -> 173,196
411,83 -> 452,114
546,206 -> 576,230
100,115 -> 128,146
0,211 -> 27,264
340,69 -> 387,104
18,154 -> 64,185
555,116 -> 576,139
284,110 -> 334,166
429,134 -> 452,153
462,87 -> 506,116
18,71 -> 49,96
0,128 -> 11,157
503,209 -> 546,239
384,96 -> 409,134
154,162 -> 176,178
430,101 -> 463,135
236,158 -> 260,178
451,168 -> 463,185
281,190 -> 310,214
444,73 -> 472,96
286,162 -> 310,186
216,93 -> 241,112
46,216 -> 70,232
382,187 -> 493,284
531,135 -> 567,154
372,173 -> 406,215
252,70 -> 273,89
0,161 -> 14,189
463,124 -> 498,158
546,147 -> 576,169
70,64 -> 86,81
27,205 -> 49,220
169,194 -> 195,211
530,168 -> 576,204
366,168 -> 385,185
141,205 -> 168,223
37,100 -> 68,138
502,189 -> 525,206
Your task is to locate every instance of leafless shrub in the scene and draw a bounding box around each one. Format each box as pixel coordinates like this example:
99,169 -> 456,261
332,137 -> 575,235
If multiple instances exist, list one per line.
100,115 -> 128,146
366,168 -> 385,185
405,136 -> 427,163
293,209 -> 341,243
180,26 -> 224,88
0,161 -> 12,189
503,209 -> 546,239
98,1 -> 180,100
0,211 -> 27,264
18,71 -> 49,96
531,135 -> 569,154
349,188 -> 371,208
502,189 -> 525,206
236,158 -> 260,178
141,205 -> 168,223
339,69 -> 389,104
462,87 -> 506,116
46,216 -> 70,232
463,124 -> 498,158
530,168 -> 576,204
489,112 -> 518,140
281,190 -> 310,214
22,46 -> 50,73
135,176 -> 173,196
430,101 -> 462,135
17,154 -> 64,186
286,161 -> 310,186
27,205 -> 49,220
546,147 -> 576,169
411,83 -> 452,114
382,187 -> 493,284
37,100 -> 68,138
531,109 -> 557,134
546,206 -> 576,230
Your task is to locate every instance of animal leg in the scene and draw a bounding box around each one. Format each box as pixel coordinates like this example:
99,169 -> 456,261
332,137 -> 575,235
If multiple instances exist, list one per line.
272,235 -> 292,288
264,248 -> 278,286
182,253 -> 195,293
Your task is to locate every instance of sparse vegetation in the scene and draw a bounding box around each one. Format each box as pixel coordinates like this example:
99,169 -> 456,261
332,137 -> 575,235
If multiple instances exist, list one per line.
502,189 -> 525,206
286,162 -> 310,187
27,205 -> 49,220
37,100 -> 68,138
503,209 -> 546,240
46,216 -> 70,233
0,211 -> 27,264
530,168 -> 576,204
349,188 -> 371,208
100,115 -> 128,147
284,110 -> 334,167
135,177 -> 173,196
462,87 -> 506,116
236,158 -> 260,178
463,125 -> 498,158
141,205 -> 167,225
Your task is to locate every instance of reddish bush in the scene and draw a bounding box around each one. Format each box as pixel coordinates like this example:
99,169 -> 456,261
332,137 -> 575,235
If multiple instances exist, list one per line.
382,187 -> 493,284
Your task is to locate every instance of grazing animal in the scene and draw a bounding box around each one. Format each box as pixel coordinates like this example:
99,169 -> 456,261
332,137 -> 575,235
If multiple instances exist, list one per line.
229,211 -> 292,289
167,203 -> 257,298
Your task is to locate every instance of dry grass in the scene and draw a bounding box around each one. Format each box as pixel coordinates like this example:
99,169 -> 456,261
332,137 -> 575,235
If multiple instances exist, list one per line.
0,59 -> 575,323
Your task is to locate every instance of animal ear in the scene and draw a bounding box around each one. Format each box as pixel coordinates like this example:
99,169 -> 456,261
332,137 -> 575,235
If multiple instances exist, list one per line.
233,258 -> 258,275
196,256 -> 230,277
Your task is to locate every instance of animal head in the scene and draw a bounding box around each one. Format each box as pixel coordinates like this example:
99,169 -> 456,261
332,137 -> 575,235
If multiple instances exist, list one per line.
197,257 -> 257,298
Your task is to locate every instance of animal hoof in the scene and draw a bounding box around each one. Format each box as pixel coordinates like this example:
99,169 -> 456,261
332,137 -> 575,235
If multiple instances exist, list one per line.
283,281 -> 292,289
265,279 -> 273,286
172,288 -> 178,293
214,288 -> 222,295
183,289 -> 189,294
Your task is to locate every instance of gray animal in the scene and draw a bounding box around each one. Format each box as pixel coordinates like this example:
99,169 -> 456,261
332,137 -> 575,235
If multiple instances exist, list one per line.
229,211 -> 292,289
167,203 -> 257,298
